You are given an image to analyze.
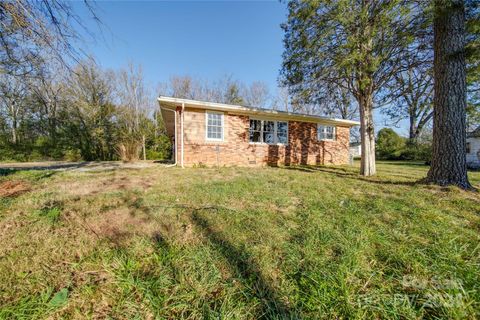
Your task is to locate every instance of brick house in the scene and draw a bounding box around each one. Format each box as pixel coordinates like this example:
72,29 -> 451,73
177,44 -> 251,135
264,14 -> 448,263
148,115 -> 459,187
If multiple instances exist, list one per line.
158,96 -> 359,167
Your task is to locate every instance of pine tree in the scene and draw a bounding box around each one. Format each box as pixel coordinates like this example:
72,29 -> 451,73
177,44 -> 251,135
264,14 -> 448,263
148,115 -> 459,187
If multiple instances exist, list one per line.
426,0 -> 472,189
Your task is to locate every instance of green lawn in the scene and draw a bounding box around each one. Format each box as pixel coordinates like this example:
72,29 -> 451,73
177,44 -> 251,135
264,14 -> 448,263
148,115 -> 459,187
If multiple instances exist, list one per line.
0,162 -> 479,319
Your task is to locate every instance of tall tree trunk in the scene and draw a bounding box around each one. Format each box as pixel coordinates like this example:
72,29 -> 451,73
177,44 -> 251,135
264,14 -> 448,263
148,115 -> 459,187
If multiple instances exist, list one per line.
142,135 -> 146,161
359,93 -> 376,176
12,120 -> 17,145
357,16 -> 376,177
426,0 -> 472,189
409,114 -> 418,143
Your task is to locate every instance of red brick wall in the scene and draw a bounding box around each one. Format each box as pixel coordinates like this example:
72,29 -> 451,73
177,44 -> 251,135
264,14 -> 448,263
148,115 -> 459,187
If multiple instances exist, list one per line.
175,107 -> 350,167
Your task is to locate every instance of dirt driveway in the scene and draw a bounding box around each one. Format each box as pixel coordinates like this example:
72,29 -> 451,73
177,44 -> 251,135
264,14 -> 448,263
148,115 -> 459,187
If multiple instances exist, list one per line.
0,161 -> 171,172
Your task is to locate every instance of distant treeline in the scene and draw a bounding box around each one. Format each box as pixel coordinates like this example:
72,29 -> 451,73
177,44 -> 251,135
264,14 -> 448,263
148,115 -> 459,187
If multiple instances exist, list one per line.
0,61 -> 172,162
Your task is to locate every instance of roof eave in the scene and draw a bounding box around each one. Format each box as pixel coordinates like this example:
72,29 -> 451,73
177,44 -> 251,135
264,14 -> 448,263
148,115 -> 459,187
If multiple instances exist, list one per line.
157,96 -> 360,127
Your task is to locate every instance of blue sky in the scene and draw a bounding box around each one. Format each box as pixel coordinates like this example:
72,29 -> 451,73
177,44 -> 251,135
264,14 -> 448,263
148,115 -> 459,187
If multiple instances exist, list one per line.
73,1 -> 406,135
73,1 -> 285,92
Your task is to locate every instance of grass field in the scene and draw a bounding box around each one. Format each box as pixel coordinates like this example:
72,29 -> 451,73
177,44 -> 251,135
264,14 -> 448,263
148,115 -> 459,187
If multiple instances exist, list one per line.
0,162 -> 479,319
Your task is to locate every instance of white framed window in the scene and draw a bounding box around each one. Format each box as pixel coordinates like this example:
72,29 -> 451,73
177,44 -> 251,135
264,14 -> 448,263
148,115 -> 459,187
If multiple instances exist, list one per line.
276,121 -> 288,144
318,125 -> 336,141
206,111 -> 224,141
249,119 -> 288,144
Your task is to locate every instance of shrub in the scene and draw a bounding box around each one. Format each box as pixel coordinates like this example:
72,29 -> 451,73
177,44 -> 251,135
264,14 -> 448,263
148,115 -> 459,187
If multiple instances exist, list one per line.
117,139 -> 142,162
146,135 -> 172,160
28,150 -> 46,161
64,149 -> 82,162
146,149 -> 166,160
376,128 -> 406,160
400,141 -> 432,162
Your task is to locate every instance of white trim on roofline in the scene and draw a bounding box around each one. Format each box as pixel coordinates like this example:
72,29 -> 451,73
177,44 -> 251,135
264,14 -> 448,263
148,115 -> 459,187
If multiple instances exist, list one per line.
157,96 -> 360,127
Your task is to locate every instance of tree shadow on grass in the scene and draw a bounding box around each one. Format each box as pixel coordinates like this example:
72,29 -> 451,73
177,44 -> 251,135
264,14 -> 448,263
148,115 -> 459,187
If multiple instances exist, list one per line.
0,168 -> 57,179
280,165 -> 419,187
190,210 -> 298,319
377,161 -> 428,167
0,162 -> 91,172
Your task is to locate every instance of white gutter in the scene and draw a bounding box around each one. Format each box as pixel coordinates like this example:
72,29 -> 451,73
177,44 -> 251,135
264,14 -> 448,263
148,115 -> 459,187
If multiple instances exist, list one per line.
181,102 -> 185,168
159,106 -> 177,167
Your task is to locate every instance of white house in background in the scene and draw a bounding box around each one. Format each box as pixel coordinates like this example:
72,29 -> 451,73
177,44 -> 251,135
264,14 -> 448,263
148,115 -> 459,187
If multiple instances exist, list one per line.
467,126 -> 480,169
350,142 -> 361,158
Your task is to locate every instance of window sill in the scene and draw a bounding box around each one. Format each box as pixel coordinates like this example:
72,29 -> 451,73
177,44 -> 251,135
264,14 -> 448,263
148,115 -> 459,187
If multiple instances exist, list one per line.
249,142 -> 288,146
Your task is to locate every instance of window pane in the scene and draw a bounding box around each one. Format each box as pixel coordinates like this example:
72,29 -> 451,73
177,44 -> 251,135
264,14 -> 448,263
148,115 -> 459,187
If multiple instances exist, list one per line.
249,119 -> 289,144
277,122 -> 288,132
318,125 -> 335,140
207,112 -> 223,140
262,121 -> 274,144
276,122 -> 288,144
264,121 -> 275,132
250,119 -> 261,131
250,131 -> 261,142
277,132 -> 287,144
318,125 -> 324,140
207,127 -> 220,139
329,126 -> 335,140
263,132 -> 275,144
249,120 -> 262,142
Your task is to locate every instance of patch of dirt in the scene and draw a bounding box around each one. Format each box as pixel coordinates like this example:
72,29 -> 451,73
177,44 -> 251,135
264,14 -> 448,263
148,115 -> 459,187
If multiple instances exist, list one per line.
60,175 -> 153,197
0,180 -> 31,198
86,207 -> 198,247
90,208 -> 154,244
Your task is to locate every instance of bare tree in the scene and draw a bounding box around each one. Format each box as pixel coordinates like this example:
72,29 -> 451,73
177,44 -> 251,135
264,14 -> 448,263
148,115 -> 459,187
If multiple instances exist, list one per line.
65,60 -> 117,161
0,0 -> 99,77
167,75 -> 204,100
243,81 -> 270,108
29,60 -> 69,145
159,74 -> 272,107
271,87 -> 290,111
0,74 -> 28,144
384,67 -> 434,143
116,63 -> 151,160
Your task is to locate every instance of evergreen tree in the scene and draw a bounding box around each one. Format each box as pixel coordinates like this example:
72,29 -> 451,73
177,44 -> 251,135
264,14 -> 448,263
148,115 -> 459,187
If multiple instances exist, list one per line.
224,83 -> 244,105
427,0 -> 472,189
376,128 -> 406,160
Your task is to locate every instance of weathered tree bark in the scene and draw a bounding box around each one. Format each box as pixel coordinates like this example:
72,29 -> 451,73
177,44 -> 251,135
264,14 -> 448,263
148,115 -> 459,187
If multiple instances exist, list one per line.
426,0 -> 472,189
359,93 -> 376,176
409,115 -> 419,142
357,18 -> 377,177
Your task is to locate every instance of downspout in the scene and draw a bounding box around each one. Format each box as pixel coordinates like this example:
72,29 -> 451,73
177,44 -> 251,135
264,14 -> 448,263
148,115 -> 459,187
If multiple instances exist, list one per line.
160,106 -> 177,167
181,102 -> 185,168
